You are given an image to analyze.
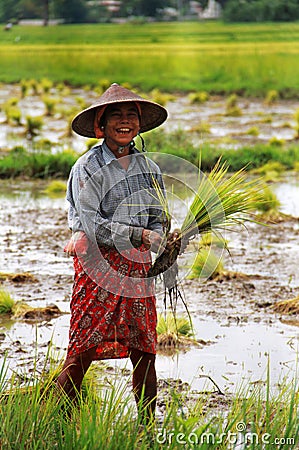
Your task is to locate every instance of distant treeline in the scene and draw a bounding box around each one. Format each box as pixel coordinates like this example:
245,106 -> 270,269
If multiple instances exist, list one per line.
1,0 -> 299,25
223,0 -> 299,22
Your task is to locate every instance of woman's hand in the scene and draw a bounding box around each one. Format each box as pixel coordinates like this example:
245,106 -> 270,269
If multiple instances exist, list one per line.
142,229 -> 165,253
64,231 -> 89,257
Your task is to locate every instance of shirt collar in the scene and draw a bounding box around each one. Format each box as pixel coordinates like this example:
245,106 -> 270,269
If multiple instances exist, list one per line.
101,141 -> 140,167
101,141 -> 117,165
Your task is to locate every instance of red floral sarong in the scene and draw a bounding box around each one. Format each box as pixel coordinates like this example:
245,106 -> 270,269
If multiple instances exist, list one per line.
66,245 -> 157,360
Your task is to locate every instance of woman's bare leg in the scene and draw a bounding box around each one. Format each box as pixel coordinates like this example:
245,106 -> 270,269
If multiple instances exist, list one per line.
130,349 -> 157,423
56,347 -> 97,400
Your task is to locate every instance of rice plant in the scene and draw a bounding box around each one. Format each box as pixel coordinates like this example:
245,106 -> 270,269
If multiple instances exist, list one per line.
188,247 -> 224,280
157,313 -> 196,350
148,159 -> 262,279
188,91 -> 210,104
255,185 -> 281,213
25,115 -> 44,138
42,95 -> 58,116
44,180 -> 67,197
0,289 -> 15,315
264,89 -> 279,105
225,94 -> 242,117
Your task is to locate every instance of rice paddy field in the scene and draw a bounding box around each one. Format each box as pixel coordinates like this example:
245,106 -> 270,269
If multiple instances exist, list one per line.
1,21 -> 299,95
0,20 -> 299,449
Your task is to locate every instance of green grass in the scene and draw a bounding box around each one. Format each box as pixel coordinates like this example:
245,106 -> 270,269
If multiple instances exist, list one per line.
1,135 -> 299,179
0,356 -> 298,449
1,22 -> 299,95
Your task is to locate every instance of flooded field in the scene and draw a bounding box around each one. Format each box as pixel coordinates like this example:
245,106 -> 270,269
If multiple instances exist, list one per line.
0,84 -> 299,404
0,175 -> 298,398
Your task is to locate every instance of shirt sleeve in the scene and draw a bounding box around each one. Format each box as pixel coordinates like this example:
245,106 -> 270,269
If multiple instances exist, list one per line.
67,162 -> 144,249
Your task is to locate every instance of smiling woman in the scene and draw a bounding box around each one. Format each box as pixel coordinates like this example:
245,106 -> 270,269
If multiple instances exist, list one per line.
57,82 -> 174,423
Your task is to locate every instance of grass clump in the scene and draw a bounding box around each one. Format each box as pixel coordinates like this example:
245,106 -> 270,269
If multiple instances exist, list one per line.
25,115 -> 44,138
188,91 -> 210,104
0,147 -> 78,179
157,313 -> 195,350
264,89 -> 279,105
225,94 -> 242,117
255,185 -> 281,213
0,289 -> 15,314
273,296 -> 299,315
188,247 -> 224,280
44,180 -> 67,196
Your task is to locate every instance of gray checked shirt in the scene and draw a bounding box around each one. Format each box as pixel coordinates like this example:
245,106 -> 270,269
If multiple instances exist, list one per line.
66,142 -> 167,249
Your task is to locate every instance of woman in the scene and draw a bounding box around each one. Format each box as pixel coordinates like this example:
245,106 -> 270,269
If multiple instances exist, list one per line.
57,83 -> 169,422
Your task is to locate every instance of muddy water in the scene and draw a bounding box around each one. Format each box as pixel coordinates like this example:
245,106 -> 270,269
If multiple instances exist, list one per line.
0,177 -> 298,395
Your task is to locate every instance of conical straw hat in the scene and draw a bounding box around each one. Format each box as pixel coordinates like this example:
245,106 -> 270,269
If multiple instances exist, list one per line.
72,83 -> 168,138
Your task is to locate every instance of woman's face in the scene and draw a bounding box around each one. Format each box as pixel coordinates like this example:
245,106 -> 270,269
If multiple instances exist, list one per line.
98,102 -> 140,151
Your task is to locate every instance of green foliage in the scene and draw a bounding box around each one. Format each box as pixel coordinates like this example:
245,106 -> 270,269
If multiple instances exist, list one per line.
0,147 -> 78,178
157,313 -> 194,337
0,289 -> 14,314
0,355 -> 298,449
44,180 -> 67,196
265,89 -> 279,105
225,94 -> 242,117
255,185 -> 281,213
1,22 -> 299,95
188,247 -> 224,280
25,115 -> 44,138
188,91 -> 210,104
42,95 -> 58,116
223,0 -> 299,22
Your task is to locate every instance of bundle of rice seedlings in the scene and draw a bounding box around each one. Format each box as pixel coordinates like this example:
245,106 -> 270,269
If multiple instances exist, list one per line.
157,313 -> 196,349
148,159 -> 262,281
273,296 -> 299,315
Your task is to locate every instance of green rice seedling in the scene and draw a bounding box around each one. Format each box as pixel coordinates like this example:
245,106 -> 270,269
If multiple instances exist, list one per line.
98,78 -> 111,92
268,136 -> 285,146
157,313 -> 195,350
42,95 -> 58,116
25,115 -> 44,138
200,231 -> 228,248
294,161 -> 299,172
252,161 -> 286,176
293,108 -> 299,139
4,105 -> 22,125
86,138 -> 100,151
44,180 -> 67,197
76,96 -> 88,110
188,91 -> 210,104
150,88 -> 175,106
20,79 -> 30,98
40,77 -> 53,93
246,126 -> 259,136
0,289 -> 15,314
190,121 -> 211,134
260,115 -> 273,124
29,78 -> 40,95
148,159 -> 263,280
255,185 -> 281,213
225,94 -> 242,117
33,138 -> 53,151
264,89 -> 279,105
188,247 -> 224,280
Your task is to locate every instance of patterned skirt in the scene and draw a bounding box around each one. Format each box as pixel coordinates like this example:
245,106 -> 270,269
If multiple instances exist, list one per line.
66,245 -> 157,360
